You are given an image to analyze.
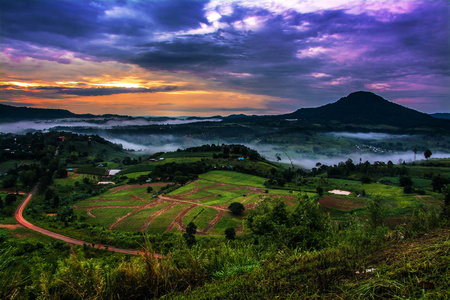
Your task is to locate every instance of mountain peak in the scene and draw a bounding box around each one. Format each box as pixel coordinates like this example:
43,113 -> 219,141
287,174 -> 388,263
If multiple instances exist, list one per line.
338,91 -> 389,105
284,91 -> 449,129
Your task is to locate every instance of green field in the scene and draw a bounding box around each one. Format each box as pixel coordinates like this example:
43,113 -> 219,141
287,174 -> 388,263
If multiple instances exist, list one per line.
199,171 -> 266,187
209,211 -> 244,234
146,203 -> 191,234
76,207 -> 134,228
54,173 -> 97,186
156,152 -> 216,158
123,171 -> 151,179
169,184 -> 197,196
182,206 -> 218,231
114,201 -> 172,231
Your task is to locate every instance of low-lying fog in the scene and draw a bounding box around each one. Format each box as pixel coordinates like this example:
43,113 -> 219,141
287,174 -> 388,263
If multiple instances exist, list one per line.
328,132 -> 412,140
1,120 -> 448,170
0,118 -> 222,134
102,136 -> 449,169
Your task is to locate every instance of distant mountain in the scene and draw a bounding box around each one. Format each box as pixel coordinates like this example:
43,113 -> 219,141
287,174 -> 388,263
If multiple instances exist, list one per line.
0,104 -> 76,121
431,113 -> 450,120
0,104 -> 130,122
281,91 -> 449,129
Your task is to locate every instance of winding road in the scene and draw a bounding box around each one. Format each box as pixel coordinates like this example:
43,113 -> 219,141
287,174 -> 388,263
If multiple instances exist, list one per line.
14,185 -> 155,256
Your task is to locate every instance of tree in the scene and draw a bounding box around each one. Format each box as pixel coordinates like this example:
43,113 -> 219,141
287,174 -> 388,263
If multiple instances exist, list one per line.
2,175 -> 17,189
183,232 -> 196,247
186,222 -> 197,235
399,176 -> 413,187
225,227 -> 236,240
0,196 -> 3,210
5,194 -> 17,205
403,185 -> 413,194
57,168 -> 68,178
246,197 -> 329,249
19,170 -> 35,188
316,186 -> 324,197
361,176 -> 371,184
183,222 -> 197,247
424,149 -> 432,160
432,175 -> 449,192
52,195 -> 60,208
58,206 -> 75,222
228,202 -> 245,215
146,186 -> 153,193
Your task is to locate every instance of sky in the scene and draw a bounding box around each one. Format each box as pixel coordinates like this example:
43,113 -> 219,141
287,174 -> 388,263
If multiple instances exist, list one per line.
0,0 -> 449,117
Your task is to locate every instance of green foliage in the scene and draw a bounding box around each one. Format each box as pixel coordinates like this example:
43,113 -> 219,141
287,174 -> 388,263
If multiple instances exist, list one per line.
58,206 -> 76,222
186,222 -> 197,235
399,176 -> 413,187
224,227 -> 236,240
441,184 -> 450,219
424,149 -> 432,160
2,174 -> 17,188
316,186 -> 324,196
5,193 -> 17,205
361,175 -> 371,184
246,197 -> 329,249
76,166 -> 106,176
183,233 -> 196,247
228,202 -> 245,215
366,195 -> 387,229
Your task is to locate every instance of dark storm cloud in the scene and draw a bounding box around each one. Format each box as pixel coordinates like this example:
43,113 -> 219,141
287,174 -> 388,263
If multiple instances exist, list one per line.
130,38 -> 237,71
0,84 -> 178,98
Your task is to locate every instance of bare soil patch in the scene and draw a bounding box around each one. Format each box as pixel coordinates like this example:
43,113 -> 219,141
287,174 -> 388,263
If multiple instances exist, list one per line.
319,195 -> 363,211
166,204 -> 197,232
199,210 -> 224,235
0,224 -> 23,229
0,189 -> 26,195
110,182 -> 171,192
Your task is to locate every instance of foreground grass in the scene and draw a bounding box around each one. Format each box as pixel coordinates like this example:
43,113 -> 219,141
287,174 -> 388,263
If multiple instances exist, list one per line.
169,228 -> 450,299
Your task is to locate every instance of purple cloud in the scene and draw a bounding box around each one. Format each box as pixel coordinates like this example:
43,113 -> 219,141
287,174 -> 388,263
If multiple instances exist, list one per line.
0,0 -> 448,113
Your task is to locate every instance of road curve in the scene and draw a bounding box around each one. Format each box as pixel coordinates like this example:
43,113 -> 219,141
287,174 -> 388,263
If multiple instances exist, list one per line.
15,185 -> 158,256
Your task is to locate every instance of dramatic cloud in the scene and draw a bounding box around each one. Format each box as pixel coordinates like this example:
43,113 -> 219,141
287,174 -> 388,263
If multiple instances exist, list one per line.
0,0 -> 448,115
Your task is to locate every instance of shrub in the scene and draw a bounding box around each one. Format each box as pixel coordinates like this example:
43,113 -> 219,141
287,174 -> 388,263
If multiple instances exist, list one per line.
246,197 -> 329,249
361,176 -> 371,184
225,227 -> 236,240
403,185 -> 413,194
399,176 -> 413,187
228,202 -> 245,215
5,194 -> 17,205
366,195 -> 387,229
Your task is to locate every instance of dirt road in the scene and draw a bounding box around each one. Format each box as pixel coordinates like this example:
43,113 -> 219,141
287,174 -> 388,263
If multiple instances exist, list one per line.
14,185 -> 157,256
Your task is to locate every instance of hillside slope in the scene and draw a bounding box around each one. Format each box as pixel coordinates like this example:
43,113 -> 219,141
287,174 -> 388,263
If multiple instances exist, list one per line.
283,91 -> 449,128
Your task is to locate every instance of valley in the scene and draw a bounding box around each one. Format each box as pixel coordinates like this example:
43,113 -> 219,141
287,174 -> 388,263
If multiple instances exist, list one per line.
1,92 -> 449,299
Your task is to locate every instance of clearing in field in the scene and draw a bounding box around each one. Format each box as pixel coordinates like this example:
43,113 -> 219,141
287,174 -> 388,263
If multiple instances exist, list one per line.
319,195 -> 364,211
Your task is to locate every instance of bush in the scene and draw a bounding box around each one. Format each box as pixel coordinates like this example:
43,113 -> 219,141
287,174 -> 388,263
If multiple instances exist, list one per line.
5,194 -> 17,205
399,176 -> 413,187
403,185 -> 413,194
366,196 -> 387,229
228,202 -> 245,215
361,176 -> 371,184
246,197 -> 329,249
225,227 -> 236,240
316,186 -> 324,196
